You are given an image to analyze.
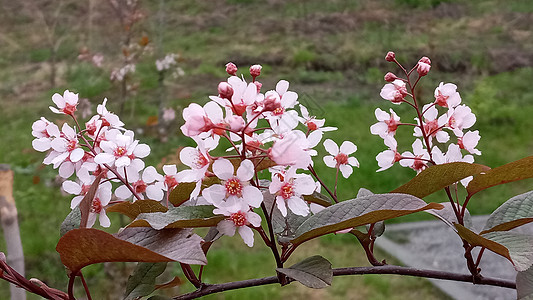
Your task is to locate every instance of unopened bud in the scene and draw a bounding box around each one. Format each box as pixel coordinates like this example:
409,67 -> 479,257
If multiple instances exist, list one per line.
250,64 -> 262,78
419,56 -> 431,65
227,115 -> 245,132
225,62 -> 237,76
417,62 -> 431,76
385,51 -> 396,62
384,72 -> 398,82
218,82 -> 234,100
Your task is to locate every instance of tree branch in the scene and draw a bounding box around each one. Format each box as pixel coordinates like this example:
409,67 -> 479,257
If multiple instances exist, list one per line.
172,265 -> 516,300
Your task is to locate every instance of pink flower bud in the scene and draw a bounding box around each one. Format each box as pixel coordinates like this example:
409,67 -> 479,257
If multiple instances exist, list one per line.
218,82 -> 234,100
384,72 -> 398,82
254,80 -> 262,93
225,62 -> 237,76
385,51 -> 396,62
417,62 -> 431,76
419,56 -> 431,65
227,115 -> 245,132
249,64 -> 262,78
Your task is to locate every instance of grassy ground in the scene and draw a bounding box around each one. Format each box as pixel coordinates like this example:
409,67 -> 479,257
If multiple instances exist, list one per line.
0,0 -> 532,298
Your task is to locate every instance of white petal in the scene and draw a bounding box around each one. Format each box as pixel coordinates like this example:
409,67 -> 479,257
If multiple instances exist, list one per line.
70,196 -> 83,209
246,211 -> 262,227
94,153 -> 115,164
163,164 -> 177,176
134,144 -> 150,158
202,184 -> 226,205
115,156 -> 131,168
70,148 -> 85,163
59,162 -> 75,178
340,141 -> 357,155
99,211 -> 111,227
276,196 -> 288,217
179,147 -> 198,168
348,157 -> 359,167
339,164 -> 353,178
217,220 -> 236,236
323,155 -> 336,168
242,186 -> 263,208
238,226 -> 254,247
323,139 -> 339,155
294,175 -> 316,196
276,80 -> 289,95
146,185 -> 164,201
115,185 -> 133,199
213,158 -> 234,180
62,181 -> 81,195
287,196 -> 310,216
237,160 -> 255,181
32,138 -> 51,152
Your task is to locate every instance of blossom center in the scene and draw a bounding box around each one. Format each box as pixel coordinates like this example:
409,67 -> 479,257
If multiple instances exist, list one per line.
225,178 -> 243,197
91,197 -> 103,214
63,103 -> 77,115
435,92 -> 449,107
385,118 -> 398,133
114,146 -> 127,157
334,153 -> 349,165
195,153 -> 209,168
67,140 -> 78,152
165,175 -> 179,190
424,120 -> 439,136
412,157 -> 426,171
280,182 -> 295,200
272,107 -> 285,116
133,180 -> 147,194
229,211 -> 247,227
306,121 -> 318,131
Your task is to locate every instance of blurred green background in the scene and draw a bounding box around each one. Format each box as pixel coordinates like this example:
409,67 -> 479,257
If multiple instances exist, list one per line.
0,0 -> 532,298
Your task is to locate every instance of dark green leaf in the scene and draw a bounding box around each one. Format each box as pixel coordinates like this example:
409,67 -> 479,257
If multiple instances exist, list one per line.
60,207 -> 81,237
128,205 -> 223,230
276,256 -> 332,289
290,193 -> 443,246
124,263 -> 167,300
467,156 -> 533,197
392,162 -> 489,198
482,191 -> 533,234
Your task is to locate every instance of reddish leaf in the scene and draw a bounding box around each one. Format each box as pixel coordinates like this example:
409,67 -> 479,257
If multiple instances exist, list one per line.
467,156 -> 533,197
107,200 -> 168,219
392,162 -> 489,198
56,228 -> 206,272
155,276 -> 183,290
168,177 -> 219,207
128,205 -> 223,230
79,173 -> 104,228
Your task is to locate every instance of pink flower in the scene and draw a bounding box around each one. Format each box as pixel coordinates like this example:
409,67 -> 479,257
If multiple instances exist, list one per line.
380,79 -> 407,104
446,105 -> 476,135
62,167 -> 97,209
417,61 -> 431,76
181,102 -> 224,137
385,51 -> 395,62
457,130 -> 481,155
179,138 -> 216,198
249,64 -> 262,78
370,108 -> 400,138
94,129 -> 150,168
213,199 -> 261,247
269,130 -> 312,169
298,105 -> 337,133
49,123 -> 85,167
97,99 -> 124,128
323,139 -> 359,178
376,135 -> 401,172
225,62 -> 238,76
269,167 -> 315,217
414,104 -> 449,144
32,119 -> 58,152
399,139 -> 430,173
202,159 -> 263,208
115,166 -> 165,201
49,90 -> 79,115
434,82 -> 461,108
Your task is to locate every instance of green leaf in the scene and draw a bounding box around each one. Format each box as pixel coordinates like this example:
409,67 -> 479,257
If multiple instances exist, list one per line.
124,263 -> 167,300
128,205 -> 224,230
56,228 -> 206,272
517,267 -> 533,300
455,224 -> 533,272
276,256 -> 332,289
392,162 -> 489,198
426,202 -> 472,230
290,193 -> 443,246
107,200 -> 168,220
60,207 -> 81,237
467,156 -> 533,197
168,178 -> 220,207
481,191 -> 533,234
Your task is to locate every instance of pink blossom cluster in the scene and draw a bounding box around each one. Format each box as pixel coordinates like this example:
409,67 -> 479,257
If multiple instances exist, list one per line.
32,91 -> 182,228
371,53 -> 481,185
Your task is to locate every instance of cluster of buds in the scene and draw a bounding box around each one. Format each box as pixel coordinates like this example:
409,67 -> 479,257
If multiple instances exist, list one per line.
371,52 -> 481,185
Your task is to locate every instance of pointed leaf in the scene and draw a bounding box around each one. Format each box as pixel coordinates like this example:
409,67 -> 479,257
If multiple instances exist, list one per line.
124,263 -> 167,300
276,256 -> 332,289
426,202 -> 472,230
128,205 -> 224,230
517,267 -> 533,300
481,191 -> 533,234
392,162 -> 489,198
56,227 -> 206,272
107,200 -> 168,220
168,177 -> 220,207
60,207 -> 81,237
455,224 -> 533,271
290,193 -> 443,246
467,156 -> 533,197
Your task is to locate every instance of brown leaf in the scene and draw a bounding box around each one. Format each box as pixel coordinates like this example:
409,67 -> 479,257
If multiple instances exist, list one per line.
155,276 -> 183,290
79,173 -> 104,228
107,200 -> 168,220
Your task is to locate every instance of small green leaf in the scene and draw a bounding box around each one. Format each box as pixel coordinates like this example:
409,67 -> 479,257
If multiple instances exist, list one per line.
107,200 -> 168,220
276,256 -> 332,289
467,156 -> 533,197
482,191 -> 533,234
290,193 -> 443,246
128,205 -> 224,230
392,162 -> 489,198
60,207 -> 81,237
517,267 -> 533,300
124,263 -> 167,300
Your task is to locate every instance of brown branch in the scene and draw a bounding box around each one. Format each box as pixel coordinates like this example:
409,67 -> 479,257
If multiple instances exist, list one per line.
172,265 -> 515,300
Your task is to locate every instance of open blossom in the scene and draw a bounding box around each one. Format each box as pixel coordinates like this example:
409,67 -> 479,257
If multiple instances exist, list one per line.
48,123 -> 85,169
32,119 -> 59,152
399,139 -> 430,173
457,130 -> 481,155
370,108 -> 401,138
62,167 -> 97,209
97,99 -> 124,128
94,129 -> 150,168
414,104 -> 449,144
298,105 -> 337,133
445,105 -> 476,135
269,130 -> 312,169
209,76 -> 259,116
179,138 -> 216,198
434,82 -> 461,108
49,90 -> 79,115
214,199 -> 261,247
202,159 -> 262,208
380,79 -> 407,104
323,139 -> 359,178
269,167 -> 315,217
376,135 -> 401,172
180,101 -> 225,138
115,166 -> 165,201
